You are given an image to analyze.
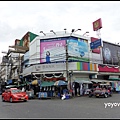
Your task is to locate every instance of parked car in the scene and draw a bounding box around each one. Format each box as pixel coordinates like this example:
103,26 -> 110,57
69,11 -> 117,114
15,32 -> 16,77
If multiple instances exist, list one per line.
89,88 -> 112,98
1,88 -> 28,102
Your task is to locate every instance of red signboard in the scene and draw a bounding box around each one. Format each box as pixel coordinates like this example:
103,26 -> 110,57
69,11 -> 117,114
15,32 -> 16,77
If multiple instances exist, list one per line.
98,64 -> 120,72
91,37 -> 100,54
93,18 -> 102,31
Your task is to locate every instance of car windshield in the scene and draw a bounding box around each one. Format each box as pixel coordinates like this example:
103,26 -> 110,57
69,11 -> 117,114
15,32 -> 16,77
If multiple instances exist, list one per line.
11,89 -> 22,93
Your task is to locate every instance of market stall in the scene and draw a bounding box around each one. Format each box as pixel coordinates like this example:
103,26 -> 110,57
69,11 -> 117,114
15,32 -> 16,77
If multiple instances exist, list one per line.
38,81 -> 55,99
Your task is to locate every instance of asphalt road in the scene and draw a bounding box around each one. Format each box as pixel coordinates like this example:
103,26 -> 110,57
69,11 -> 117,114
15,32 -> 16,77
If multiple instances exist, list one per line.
0,93 -> 120,119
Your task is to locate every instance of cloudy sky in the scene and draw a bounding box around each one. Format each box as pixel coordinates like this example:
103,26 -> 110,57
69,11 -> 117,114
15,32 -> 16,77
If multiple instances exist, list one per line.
0,1 -> 120,60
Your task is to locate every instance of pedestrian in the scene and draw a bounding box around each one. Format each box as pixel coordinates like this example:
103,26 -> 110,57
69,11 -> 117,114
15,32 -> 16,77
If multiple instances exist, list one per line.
22,86 -> 25,92
80,84 -> 83,96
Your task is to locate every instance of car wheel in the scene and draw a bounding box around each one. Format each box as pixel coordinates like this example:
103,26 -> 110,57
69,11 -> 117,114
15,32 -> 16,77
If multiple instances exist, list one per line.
24,99 -> 28,102
89,94 -> 92,97
109,94 -> 112,97
2,97 -> 5,102
10,97 -> 13,103
104,94 -> 108,98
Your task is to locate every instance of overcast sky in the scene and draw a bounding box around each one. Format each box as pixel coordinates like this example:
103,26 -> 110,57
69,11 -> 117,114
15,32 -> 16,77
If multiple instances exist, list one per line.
0,1 -> 120,60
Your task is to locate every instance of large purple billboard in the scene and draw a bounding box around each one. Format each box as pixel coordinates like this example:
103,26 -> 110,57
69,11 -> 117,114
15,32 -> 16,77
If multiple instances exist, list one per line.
102,41 -> 120,65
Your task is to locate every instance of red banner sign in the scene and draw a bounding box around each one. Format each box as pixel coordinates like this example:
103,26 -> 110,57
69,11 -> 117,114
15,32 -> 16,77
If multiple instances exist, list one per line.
93,18 -> 102,31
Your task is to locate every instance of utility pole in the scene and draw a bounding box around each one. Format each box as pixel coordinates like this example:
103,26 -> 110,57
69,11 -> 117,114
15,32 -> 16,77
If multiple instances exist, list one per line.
66,42 -> 69,88
66,29 -> 76,91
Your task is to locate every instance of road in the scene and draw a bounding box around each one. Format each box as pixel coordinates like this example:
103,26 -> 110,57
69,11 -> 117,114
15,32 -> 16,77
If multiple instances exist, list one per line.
0,93 -> 120,119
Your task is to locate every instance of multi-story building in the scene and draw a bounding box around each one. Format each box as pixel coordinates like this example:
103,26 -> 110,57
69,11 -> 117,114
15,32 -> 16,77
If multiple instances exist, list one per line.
22,31 -> 120,94
21,31 -> 99,96
1,30 -> 120,95
0,31 -> 38,86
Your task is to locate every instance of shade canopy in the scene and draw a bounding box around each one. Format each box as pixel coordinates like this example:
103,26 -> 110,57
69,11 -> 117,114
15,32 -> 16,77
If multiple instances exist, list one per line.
54,80 -> 67,86
31,80 -> 38,85
41,81 -> 55,87
109,78 -> 120,81
31,80 -> 41,85
75,79 -> 92,84
7,80 -> 12,85
5,85 -> 17,89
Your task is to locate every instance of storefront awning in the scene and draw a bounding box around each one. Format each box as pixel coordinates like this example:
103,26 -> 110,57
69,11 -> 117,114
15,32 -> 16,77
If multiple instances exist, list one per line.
90,79 -> 109,83
5,85 -> 17,89
98,72 -> 120,75
73,71 -> 98,74
41,81 -> 55,87
74,79 -> 92,84
7,80 -> 12,84
109,78 -> 120,81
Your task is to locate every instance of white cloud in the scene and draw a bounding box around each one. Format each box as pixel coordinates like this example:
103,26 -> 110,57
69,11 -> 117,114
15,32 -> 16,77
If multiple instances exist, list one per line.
0,1 -> 120,59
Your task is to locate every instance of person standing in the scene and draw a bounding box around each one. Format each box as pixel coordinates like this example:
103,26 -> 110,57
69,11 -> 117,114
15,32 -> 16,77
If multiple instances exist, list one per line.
80,83 -> 83,96
46,51 -> 50,63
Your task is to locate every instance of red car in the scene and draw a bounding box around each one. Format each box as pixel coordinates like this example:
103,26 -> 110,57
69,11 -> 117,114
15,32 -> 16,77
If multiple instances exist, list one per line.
2,88 -> 28,102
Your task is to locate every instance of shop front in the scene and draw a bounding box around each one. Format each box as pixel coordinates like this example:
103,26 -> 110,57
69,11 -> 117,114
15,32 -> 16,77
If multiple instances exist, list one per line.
38,81 -> 55,99
97,64 -> 120,92
69,61 -> 98,96
71,73 -> 94,96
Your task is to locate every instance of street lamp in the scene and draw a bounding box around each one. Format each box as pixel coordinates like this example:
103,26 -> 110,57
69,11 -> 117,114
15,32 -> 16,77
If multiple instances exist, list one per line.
70,29 -> 81,35
74,29 -> 81,32
50,30 -> 56,35
83,31 -> 89,36
40,31 -> 46,36
64,28 -> 67,34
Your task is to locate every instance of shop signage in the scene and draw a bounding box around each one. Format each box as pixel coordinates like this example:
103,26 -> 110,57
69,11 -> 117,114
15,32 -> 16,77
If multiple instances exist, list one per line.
91,37 -> 100,54
90,39 -> 102,50
93,18 -> 102,31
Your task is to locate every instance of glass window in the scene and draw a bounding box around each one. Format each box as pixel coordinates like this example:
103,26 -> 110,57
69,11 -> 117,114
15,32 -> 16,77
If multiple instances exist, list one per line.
11,89 -> 22,93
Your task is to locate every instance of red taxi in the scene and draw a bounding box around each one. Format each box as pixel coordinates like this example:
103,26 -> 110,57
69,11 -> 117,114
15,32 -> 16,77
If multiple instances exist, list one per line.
2,88 -> 28,102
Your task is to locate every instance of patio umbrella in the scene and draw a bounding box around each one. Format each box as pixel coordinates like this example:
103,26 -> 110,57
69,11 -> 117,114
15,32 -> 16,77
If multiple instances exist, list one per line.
54,80 -> 67,86
31,80 -> 38,85
31,80 -> 41,85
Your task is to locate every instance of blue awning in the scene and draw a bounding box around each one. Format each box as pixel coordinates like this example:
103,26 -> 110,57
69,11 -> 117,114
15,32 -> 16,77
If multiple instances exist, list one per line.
7,80 -> 12,84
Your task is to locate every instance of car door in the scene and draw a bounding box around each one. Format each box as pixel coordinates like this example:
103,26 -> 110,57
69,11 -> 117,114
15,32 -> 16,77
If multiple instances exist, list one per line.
7,90 -> 11,101
3,90 -> 8,101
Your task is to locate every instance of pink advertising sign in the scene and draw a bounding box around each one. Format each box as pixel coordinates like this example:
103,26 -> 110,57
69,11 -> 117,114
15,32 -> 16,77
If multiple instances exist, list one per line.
40,38 -> 66,63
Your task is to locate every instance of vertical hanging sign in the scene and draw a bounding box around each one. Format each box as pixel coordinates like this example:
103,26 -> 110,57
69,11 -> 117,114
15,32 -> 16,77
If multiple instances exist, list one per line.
90,18 -> 103,50
93,18 -> 102,31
